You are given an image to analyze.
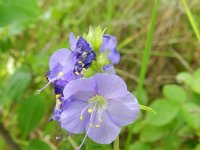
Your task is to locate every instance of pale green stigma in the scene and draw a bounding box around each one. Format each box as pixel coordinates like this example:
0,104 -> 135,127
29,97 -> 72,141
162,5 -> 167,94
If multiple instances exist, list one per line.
89,95 -> 108,109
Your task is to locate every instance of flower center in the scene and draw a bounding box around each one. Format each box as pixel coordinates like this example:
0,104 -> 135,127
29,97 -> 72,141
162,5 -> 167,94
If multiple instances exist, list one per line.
89,95 -> 108,109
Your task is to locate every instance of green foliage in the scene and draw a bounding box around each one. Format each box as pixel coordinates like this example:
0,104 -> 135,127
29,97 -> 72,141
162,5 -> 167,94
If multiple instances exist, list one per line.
133,68 -> 200,150
129,141 -> 150,150
1,66 -> 31,105
181,103 -> 200,129
146,99 -> 180,126
27,139 -> 51,150
18,95 -> 45,137
163,84 -> 187,103
0,0 -> 200,149
0,0 -> 39,27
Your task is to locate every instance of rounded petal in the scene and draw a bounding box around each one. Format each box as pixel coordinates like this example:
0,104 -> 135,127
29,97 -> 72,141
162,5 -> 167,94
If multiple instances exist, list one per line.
63,77 -> 97,101
87,112 -> 121,144
108,48 -> 120,64
94,73 -> 127,99
107,92 -> 140,127
49,48 -> 71,70
100,35 -> 120,64
60,100 -> 89,134
100,35 -> 117,51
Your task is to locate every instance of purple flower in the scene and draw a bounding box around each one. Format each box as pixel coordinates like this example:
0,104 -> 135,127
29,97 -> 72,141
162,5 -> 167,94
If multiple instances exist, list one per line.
60,73 -> 140,148
37,48 -> 77,93
100,35 -> 120,65
69,33 -> 96,75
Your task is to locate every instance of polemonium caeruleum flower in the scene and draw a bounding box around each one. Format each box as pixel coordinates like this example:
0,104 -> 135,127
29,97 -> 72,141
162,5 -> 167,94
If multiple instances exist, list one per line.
47,35 -> 97,122
38,33 -> 97,94
69,33 -> 96,75
100,34 -> 120,65
60,73 -> 140,149
37,48 -> 77,93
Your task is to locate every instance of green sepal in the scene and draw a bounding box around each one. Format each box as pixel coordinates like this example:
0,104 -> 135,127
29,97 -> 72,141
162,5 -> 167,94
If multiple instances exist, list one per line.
84,26 -> 106,51
97,50 -> 110,66
82,67 -> 96,78
140,105 -> 157,115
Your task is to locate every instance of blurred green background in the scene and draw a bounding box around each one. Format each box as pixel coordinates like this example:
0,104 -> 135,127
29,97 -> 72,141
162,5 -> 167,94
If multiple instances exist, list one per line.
0,0 -> 200,150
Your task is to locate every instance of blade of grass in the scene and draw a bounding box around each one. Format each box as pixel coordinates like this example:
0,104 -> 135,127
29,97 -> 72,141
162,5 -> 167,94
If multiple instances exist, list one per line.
124,0 -> 159,149
136,0 -> 159,100
181,0 -> 200,42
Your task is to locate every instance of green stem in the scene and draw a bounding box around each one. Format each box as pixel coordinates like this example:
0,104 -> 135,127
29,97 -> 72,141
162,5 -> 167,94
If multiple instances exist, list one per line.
124,0 -> 159,150
113,136 -> 119,150
181,0 -> 200,42
67,136 -> 78,150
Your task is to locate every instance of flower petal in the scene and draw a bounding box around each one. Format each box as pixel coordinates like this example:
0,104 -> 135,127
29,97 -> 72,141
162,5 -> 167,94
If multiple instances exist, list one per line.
63,77 -> 97,101
60,100 -> 89,134
49,48 -> 72,70
108,48 -> 120,64
100,35 -> 120,64
107,92 -> 140,127
69,32 -> 77,50
103,64 -> 116,74
87,112 -> 120,144
100,35 -> 117,51
94,73 -> 127,99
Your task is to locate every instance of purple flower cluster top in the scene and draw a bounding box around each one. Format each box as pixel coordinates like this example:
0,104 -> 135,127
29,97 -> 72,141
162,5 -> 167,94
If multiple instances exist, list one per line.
38,27 -> 140,149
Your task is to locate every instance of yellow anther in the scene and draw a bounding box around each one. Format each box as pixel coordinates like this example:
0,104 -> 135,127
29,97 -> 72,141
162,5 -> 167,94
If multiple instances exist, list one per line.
80,115 -> 83,121
87,108 -> 92,114
96,124 -> 101,128
55,99 -> 61,109
99,118 -> 103,122
58,72 -> 63,77
56,99 -> 61,105
78,61 -> 83,64
56,105 -> 60,109
74,71 -> 79,75
55,94 -> 61,99
89,123 -> 94,128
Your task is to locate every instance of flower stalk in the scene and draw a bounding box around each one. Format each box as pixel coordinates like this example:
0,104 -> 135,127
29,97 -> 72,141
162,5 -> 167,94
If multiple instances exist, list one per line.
113,136 -> 119,150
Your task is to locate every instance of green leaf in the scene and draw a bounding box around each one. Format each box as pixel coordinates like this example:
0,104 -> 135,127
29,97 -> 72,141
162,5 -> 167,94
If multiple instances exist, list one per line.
139,124 -> 168,142
27,139 -> 51,150
181,103 -> 200,129
18,95 -> 45,137
161,134 -> 181,150
190,68 -> 200,94
146,99 -> 180,126
140,105 -> 156,115
195,144 -> 200,150
176,72 -> 192,85
2,67 -> 31,105
163,84 -> 187,103
129,141 -> 150,150
0,0 -> 39,27
193,68 -> 200,77
191,77 -> 200,94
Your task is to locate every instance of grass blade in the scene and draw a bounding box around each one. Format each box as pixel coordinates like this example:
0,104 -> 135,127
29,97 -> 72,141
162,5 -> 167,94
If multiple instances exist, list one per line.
124,0 -> 159,149
181,0 -> 200,41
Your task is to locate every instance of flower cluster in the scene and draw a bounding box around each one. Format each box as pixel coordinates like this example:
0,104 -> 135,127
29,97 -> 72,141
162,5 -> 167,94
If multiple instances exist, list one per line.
39,27 -> 140,149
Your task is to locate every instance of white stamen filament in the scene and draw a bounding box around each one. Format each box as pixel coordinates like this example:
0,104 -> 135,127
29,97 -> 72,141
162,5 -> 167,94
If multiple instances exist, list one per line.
37,72 -> 63,94
77,103 -> 97,149
79,105 -> 89,121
